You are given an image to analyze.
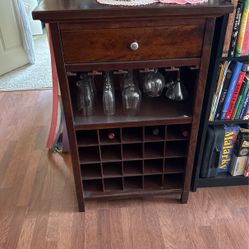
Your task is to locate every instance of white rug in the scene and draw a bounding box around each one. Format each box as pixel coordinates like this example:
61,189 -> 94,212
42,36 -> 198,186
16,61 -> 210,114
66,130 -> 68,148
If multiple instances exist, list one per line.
0,33 -> 52,91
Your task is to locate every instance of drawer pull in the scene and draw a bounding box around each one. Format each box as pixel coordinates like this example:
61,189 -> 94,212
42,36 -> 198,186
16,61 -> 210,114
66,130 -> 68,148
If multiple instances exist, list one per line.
130,41 -> 139,51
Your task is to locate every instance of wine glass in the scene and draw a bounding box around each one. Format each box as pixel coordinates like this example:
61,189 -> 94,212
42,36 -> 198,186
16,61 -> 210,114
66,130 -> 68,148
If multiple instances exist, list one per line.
142,69 -> 165,97
165,69 -> 188,101
122,70 -> 141,115
103,71 -> 115,116
76,74 -> 96,116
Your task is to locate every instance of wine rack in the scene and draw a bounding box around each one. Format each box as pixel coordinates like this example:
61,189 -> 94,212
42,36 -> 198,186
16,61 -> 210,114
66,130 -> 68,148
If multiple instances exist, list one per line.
78,125 -> 189,197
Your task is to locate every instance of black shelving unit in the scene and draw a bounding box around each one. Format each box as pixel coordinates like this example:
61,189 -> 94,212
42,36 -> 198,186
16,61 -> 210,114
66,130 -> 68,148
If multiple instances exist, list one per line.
191,15 -> 249,191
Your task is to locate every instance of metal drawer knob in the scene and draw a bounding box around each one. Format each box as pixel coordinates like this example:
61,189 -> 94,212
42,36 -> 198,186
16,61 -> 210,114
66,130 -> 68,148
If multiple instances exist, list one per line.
130,41 -> 139,51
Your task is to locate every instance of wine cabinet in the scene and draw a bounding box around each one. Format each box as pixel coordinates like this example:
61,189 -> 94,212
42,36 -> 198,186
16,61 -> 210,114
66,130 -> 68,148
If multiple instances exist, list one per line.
33,0 -> 233,211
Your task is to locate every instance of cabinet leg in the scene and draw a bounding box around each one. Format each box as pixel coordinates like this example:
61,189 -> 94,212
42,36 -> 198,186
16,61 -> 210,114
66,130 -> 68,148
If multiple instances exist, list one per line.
78,201 -> 85,212
180,191 -> 189,204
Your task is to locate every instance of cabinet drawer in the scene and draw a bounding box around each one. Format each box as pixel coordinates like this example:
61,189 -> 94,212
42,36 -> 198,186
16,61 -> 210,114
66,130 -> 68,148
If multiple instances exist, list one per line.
60,23 -> 205,64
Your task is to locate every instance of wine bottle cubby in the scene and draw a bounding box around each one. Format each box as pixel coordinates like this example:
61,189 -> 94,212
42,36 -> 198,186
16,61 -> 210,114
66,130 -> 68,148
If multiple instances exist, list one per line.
78,125 -> 189,197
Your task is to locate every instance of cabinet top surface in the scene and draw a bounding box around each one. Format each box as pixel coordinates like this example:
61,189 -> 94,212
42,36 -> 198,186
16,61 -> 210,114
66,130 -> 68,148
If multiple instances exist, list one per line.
33,0 -> 233,22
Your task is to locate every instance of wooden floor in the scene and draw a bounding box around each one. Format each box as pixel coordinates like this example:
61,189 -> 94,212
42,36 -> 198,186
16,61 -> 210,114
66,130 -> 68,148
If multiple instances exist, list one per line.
0,90 -> 248,249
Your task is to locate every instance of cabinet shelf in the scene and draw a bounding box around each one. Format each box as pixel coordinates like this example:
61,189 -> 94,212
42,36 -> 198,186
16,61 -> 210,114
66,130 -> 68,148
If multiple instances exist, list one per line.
74,97 -> 192,130
208,120 -> 249,126
197,173 -> 249,187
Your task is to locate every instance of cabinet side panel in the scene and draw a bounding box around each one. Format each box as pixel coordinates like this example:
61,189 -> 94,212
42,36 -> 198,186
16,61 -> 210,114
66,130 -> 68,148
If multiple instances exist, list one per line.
49,23 -> 85,211
183,18 -> 216,201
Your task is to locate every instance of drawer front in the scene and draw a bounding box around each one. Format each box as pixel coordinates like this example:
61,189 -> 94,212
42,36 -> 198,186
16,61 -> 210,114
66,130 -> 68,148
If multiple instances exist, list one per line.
61,23 -> 205,63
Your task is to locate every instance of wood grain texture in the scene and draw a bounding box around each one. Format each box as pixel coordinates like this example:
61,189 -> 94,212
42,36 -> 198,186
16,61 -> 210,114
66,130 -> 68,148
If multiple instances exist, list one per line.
61,23 -> 204,63
0,89 -> 248,248
32,0 -> 234,22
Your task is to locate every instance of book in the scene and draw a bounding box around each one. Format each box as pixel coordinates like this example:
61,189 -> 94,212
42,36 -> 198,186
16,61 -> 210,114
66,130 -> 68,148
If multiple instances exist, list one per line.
234,128 -> 249,156
216,68 -> 233,119
231,79 -> 247,119
200,126 -> 225,177
239,82 -> 249,119
244,159 -> 249,177
218,125 -> 240,173
241,16 -> 249,55
210,62 -> 231,121
229,154 -> 248,176
209,64 -> 224,121
242,104 -> 249,119
229,1 -> 244,57
220,62 -> 243,119
225,65 -> 246,119
235,78 -> 249,119
222,0 -> 239,57
235,0 -> 249,56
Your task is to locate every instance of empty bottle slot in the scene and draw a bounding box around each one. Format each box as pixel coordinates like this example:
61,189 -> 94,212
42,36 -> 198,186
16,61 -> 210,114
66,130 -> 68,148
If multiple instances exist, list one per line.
144,175 -> 163,189
78,146 -> 100,163
144,159 -> 163,174
103,162 -> 122,177
83,179 -> 103,192
144,142 -> 164,158
165,158 -> 185,174
76,130 -> 98,146
164,174 -> 183,189
81,164 -> 102,179
165,141 -> 188,158
123,160 -> 143,175
104,178 -> 123,191
124,176 -> 143,190
122,127 -> 143,142
123,143 -> 143,160
101,145 -> 121,161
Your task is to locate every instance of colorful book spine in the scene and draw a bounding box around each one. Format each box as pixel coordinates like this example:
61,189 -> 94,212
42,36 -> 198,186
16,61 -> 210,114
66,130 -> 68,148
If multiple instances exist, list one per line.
242,105 -> 249,119
236,0 -> 249,56
221,62 -> 243,119
244,160 -> 249,177
222,0 -> 239,57
232,95 -> 243,119
218,125 -> 240,173
229,1 -> 244,57
211,62 -> 231,121
216,69 -> 233,119
225,69 -> 246,119
241,17 -> 249,55
209,64 -> 225,121
235,80 -> 249,119
229,154 -> 248,176
232,80 -> 247,119
239,89 -> 249,119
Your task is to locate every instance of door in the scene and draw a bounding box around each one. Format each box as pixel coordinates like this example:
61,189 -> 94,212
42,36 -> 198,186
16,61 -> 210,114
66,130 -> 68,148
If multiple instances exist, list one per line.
0,0 -> 29,75
24,0 -> 43,35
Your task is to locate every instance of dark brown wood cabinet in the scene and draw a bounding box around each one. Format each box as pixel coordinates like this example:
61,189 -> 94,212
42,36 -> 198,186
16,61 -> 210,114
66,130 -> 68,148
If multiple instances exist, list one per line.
33,0 -> 233,211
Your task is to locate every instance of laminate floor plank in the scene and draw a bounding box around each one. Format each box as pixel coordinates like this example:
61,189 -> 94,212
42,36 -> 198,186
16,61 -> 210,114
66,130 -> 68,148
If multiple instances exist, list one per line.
0,90 -> 248,249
